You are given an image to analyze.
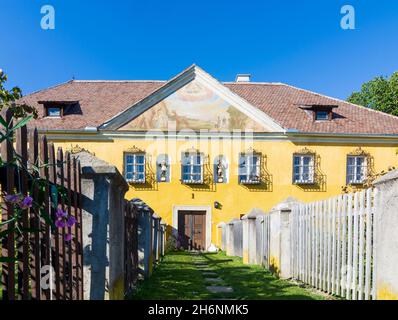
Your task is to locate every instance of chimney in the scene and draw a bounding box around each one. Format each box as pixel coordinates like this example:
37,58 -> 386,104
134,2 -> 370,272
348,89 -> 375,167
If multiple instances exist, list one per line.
235,74 -> 251,83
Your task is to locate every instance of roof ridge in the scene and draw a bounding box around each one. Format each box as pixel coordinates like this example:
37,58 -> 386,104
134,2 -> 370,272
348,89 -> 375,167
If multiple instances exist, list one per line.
72,80 -> 166,83
223,82 -> 284,85
279,82 -> 398,120
23,79 -> 74,97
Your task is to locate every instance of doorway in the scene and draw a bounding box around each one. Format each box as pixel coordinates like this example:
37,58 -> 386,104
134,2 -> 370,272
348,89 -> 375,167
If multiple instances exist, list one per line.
178,211 -> 206,251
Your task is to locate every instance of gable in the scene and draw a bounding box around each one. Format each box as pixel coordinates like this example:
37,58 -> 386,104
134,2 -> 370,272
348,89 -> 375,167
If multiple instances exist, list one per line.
119,79 -> 268,132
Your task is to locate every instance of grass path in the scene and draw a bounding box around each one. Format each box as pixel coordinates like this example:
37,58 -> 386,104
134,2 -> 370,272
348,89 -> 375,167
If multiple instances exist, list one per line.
131,251 -> 327,300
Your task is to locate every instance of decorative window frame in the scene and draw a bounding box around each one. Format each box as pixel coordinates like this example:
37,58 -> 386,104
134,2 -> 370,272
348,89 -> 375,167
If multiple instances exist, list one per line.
123,146 -> 147,184
292,147 -> 326,191
238,148 -> 262,185
181,148 -> 206,185
292,148 -> 316,185
346,147 -> 372,186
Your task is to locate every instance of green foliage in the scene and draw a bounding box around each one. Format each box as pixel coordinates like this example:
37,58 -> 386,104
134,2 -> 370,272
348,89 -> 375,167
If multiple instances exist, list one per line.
347,72 -> 398,116
0,69 -> 38,119
0,70 -> 73,261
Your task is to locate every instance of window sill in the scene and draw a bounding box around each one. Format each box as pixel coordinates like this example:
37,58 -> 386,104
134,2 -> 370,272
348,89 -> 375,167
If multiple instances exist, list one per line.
239,180 -> 261,185
293,181 -> 315,185
347,182 -> 365,186
127,180 -> 146,184
182,180 -> 205,185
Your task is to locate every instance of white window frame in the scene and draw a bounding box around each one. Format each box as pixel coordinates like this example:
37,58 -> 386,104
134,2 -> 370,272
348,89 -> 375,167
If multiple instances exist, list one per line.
124,153 -> 146,183
347,155 -> 367,184
293,154 -> 315,184
239,153 -> 261,184
181,153 -> 204,184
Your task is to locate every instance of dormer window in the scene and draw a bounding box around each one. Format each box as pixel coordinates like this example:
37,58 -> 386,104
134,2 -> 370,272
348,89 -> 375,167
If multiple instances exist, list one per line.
47,107 -> 62,117
315,111 -> 329,121
300,104 -> 338,122
39,100 -> 79,119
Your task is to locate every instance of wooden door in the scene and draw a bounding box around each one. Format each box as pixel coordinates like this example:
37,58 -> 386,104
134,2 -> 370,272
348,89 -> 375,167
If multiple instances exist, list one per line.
178,211 -> 206,251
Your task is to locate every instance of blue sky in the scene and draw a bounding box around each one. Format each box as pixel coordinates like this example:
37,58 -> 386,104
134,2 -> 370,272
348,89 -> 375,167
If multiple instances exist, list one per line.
1,0 -> 397,99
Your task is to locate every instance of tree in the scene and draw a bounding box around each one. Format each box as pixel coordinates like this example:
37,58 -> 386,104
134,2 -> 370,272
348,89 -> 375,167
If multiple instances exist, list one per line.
0,69 -> 37,118
347,72 -> 398,116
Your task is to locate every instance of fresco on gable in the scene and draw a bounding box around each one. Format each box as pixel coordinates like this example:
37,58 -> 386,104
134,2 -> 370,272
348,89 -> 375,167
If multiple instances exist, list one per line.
119,79 -> 267,131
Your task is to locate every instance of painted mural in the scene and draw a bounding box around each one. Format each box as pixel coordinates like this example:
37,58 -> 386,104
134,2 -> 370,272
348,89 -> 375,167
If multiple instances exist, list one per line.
119,79 -> 267,131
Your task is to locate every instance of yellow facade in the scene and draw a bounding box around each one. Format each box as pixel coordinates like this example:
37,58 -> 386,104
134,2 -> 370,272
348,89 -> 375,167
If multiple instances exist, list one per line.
52,136 -> 398,246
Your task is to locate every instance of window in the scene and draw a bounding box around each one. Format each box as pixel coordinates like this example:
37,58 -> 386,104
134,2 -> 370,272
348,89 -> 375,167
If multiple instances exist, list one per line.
347,156 -> 367,184
47,107 -> 62,117
315,111 -> 329,121
214,155 -> 228,183
181,153 -> 203,184
293,155 -> 315,184
124,153 -> 145,183
239,153 -> 261,184
156,154 -> 170,182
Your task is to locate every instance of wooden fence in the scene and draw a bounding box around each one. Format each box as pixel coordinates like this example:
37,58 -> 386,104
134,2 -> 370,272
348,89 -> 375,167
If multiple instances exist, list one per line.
291,188 -> 379,300
0,109 -> 83,300
124,200 -> 138,296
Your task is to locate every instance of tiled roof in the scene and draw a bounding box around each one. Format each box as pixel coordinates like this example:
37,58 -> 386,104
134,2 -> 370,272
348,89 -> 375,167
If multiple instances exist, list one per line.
21,79 -> 398,134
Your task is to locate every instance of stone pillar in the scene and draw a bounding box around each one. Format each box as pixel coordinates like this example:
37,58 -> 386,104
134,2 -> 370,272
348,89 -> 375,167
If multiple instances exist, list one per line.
269,198 -> 299,279
76,151 -> 128,300
217,222 -> 226,251
226,220 -> 234,256
255,215 -> 265,266
134,199 -> 154,279
242,208 -> 265,265
374,171 -> 398,300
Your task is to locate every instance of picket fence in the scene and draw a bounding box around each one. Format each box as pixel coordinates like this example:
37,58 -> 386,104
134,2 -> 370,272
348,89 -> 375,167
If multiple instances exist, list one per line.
1,109 -> 83,300
290,189 -> 379,300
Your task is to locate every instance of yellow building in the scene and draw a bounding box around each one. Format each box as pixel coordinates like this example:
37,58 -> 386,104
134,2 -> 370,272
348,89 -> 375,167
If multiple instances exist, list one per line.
24,65 -> 398,250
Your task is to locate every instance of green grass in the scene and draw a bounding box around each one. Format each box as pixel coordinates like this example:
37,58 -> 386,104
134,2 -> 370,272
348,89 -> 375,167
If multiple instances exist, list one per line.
131,251 -> 212,300
130,251 -> 327,300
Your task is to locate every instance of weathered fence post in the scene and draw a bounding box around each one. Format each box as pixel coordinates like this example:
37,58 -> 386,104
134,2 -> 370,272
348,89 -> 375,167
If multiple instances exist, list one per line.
134,199 -> 154,279
75,151 -> 128,300
160,220 -> 167,257
374,172 -> 398,300
269,198 -> 299,279
242,208 -> 265,265
152,214 -> 161,263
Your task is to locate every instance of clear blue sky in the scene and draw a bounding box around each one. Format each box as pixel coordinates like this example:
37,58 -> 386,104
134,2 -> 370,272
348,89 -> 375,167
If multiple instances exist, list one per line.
1,0 -> 397,99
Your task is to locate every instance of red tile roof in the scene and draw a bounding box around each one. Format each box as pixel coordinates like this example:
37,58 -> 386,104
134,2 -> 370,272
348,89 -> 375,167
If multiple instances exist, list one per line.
21,80 -> 398,134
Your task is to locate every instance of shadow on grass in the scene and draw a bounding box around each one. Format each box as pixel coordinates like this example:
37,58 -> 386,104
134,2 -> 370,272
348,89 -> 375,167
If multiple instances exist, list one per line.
130,251 -> 326,300
201,252 -> 325,300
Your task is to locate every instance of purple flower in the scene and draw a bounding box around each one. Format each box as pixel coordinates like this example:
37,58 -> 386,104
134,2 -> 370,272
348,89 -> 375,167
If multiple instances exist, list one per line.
4,194 -> 21,204
64,233 -> 72,242
55,219 -> 66,228
19,196 -> 33,209
66,216 -> 77,227
56,208 -> 67,219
